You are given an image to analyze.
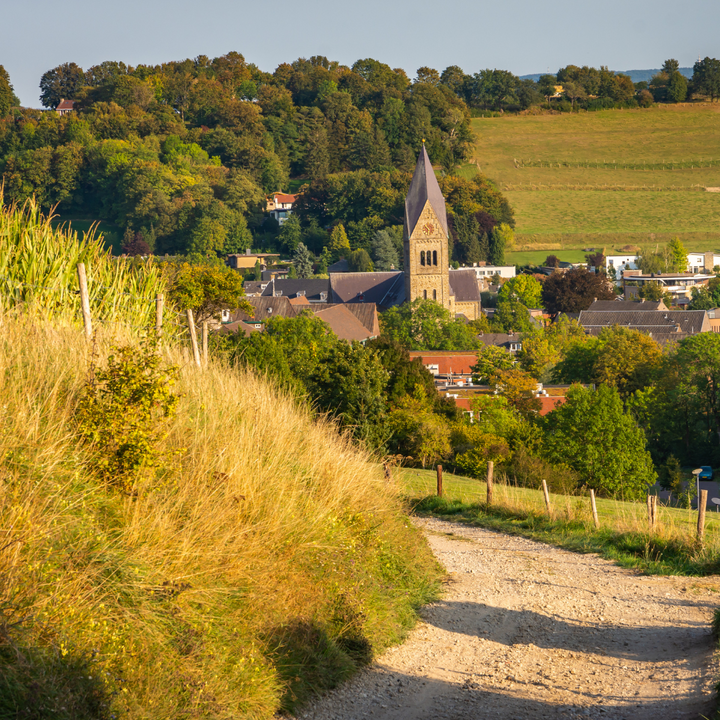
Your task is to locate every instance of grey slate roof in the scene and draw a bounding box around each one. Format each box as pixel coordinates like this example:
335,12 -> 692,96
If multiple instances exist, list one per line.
578,309 -> 710,341
587,300 -> 668,312
449,268 -> 481,303
328,258 -> 349,273
228,296 -> 297,322
478,333 -> 522,348
260,278 -> 330,302
405,146 -> 448,237
329,272 -> 405,308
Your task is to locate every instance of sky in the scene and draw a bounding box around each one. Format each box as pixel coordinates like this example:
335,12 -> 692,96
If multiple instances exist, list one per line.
4,0 -> 720,107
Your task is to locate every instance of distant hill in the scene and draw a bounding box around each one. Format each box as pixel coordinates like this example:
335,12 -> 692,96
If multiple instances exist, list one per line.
520,68 -> 693,83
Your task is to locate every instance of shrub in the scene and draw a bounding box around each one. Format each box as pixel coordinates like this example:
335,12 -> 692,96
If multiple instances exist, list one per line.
507,446 -> 579,495
74,336 -> 180,491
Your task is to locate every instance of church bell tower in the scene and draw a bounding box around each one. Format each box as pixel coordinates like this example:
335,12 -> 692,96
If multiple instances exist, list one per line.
403,145 -> 454,313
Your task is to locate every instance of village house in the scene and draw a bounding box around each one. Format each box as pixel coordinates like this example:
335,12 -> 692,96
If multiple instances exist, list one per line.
220,296 -> 380,344
227,250 -> 280,271
622,270 -> 712,304
56,99 -> 75,116
605,252 -> 720,282
578,298 -> 710,344
265,193 -> 297,225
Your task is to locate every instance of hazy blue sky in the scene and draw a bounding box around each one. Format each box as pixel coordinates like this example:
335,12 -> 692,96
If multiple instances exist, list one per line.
5,0 -> 720,107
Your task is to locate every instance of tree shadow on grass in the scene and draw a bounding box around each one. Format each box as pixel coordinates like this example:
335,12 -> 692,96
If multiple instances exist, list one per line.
264,619 -> 373,715
0,643 -> 112,720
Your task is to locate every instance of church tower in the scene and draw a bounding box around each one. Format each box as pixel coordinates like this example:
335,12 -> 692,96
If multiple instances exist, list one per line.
403,145 -> 454,313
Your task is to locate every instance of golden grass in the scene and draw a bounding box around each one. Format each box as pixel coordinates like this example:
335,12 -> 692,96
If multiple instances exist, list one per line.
0,315 -> 441,718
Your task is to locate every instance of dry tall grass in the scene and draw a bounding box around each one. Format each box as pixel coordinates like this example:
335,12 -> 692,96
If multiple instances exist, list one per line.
0,315 -> 441,719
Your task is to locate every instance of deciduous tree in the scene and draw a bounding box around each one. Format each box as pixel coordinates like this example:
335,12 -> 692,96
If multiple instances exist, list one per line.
541,267 -> 614,316
543,385 -> 657,499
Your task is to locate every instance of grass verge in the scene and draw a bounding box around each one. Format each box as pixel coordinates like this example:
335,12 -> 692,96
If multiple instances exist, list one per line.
401,468 -> 720,576
0,313 -> 443,719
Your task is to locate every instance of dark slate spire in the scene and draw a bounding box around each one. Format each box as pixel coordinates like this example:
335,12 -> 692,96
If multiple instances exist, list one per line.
404,144 -> 448,237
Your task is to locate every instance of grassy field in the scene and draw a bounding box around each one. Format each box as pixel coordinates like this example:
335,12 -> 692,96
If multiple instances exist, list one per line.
468,103 -> 720,257
400,467 -> 720,576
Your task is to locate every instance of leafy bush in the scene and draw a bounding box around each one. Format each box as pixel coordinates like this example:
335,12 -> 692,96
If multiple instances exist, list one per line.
74,337 -> 179,490
507,446 -> 579,495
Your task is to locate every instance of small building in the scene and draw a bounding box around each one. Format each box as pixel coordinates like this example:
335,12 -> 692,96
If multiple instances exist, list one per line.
687,252 -> 720,274
477,332 -> 523,353
261,278 -> 330,303
622,271 -> 712,302
227,250 -> 281,271
463,263 -> 516,281
266,193 -> 297,225
605,255 -> 639,282
578,300 -> 710,344
408,351 -> 478,383
56,99 -> 76,116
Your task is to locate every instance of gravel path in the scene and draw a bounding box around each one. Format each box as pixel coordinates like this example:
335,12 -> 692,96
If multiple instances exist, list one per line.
295,517 -> 719,720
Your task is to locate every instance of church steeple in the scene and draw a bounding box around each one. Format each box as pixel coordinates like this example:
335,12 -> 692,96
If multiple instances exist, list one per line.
403,146 -> 453,313
404,144 -> 448,239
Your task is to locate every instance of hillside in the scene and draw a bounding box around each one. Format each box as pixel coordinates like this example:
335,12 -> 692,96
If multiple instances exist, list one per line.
470,104 -> 720,262
0,205 -> 442,718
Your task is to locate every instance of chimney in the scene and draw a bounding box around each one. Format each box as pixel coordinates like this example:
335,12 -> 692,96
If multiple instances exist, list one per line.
246,248 -> 251,255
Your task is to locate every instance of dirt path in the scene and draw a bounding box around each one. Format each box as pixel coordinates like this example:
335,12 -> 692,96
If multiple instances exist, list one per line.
296,517 -> 720,720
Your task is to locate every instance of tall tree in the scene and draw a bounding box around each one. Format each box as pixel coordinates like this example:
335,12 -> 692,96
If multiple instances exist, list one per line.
371,229 -> 399,271
292,242 -> 314,278
497,274 -> 543,308
39,62 -> 85,108
543,385 -> 657,499
693,57 -> 720,101
541,267 -> 615,316
0,65 -> 18,116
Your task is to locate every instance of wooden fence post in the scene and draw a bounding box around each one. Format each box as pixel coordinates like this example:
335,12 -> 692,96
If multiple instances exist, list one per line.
645,494 -> 658,531
202,321 -> 208,365
76,263 -> 92,340
698,489 -> 708,545
542,479 -> 552,517
590,489 -> 599,529
487,461 -> 494,506
436,465 -> 443,498
186,309 -> 201,368
155,293 -> 164,336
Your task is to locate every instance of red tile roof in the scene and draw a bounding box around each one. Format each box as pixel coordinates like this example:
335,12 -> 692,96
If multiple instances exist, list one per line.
272,193 -> 297,204
408,352 -> 477,375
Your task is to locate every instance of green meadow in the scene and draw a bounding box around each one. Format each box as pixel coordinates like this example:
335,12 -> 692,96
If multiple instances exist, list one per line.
468,104 -> 720,262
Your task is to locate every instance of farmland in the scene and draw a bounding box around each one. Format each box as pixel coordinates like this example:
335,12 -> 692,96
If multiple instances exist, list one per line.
469,104 -> 720,262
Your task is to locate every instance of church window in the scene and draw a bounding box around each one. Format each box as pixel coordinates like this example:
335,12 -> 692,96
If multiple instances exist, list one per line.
423,289 -> 427,299
433,289 -> 437,300
420,250 -> 425,266
433,250 -> 438,266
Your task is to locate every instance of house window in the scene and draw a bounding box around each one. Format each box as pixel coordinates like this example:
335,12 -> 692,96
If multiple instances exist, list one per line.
433,289 -> 437,300
433,250 -> 438,266
423,289 -> 427,299
420,251 -> 425,266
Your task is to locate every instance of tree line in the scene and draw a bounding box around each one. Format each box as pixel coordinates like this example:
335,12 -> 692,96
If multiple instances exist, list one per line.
0,54 -> 515,264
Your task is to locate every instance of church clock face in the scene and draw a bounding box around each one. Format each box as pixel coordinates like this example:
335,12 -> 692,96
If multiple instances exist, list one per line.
422,222 -> 435,236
